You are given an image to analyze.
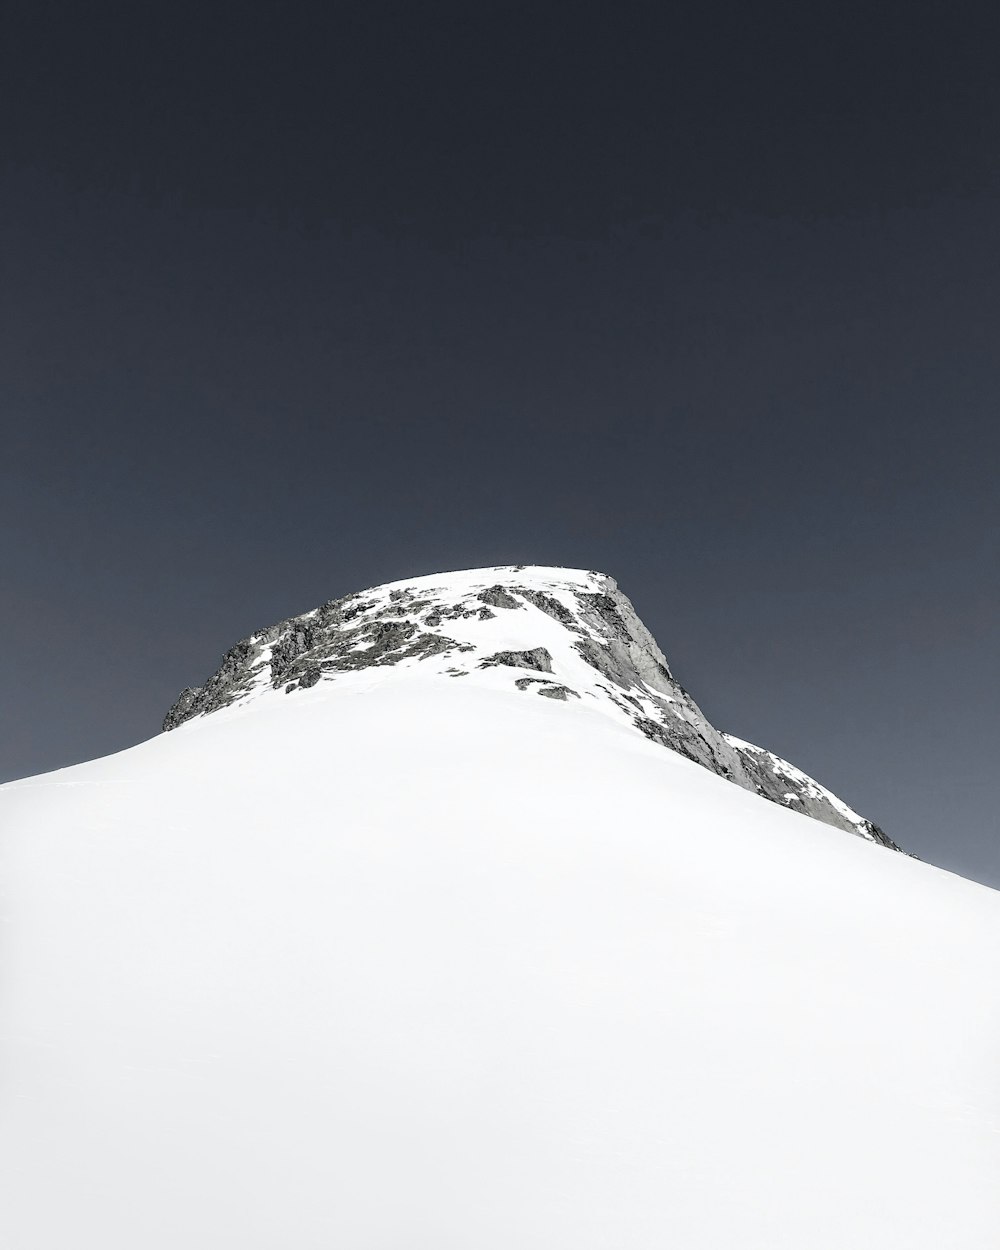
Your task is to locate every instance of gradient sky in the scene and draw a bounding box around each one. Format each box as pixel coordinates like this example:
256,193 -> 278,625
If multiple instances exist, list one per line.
2,1 -> 997,885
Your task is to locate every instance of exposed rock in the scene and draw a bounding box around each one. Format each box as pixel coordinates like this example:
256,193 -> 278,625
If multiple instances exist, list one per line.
574,638 -> 630,689
634,716 -> 732,776
725,736 -> 902,850
576,592 -> 630,641
270,624 -> 315,684
477,585 -> 521,611
340,599 -> 377,622
162,635 -> 270,730
479,648 -> 554,673
515,587 -> 577,627
162,687 -> 203,732
573,583 -> 674,690
538,685 -> 579,701
862,821 -> 900,850
325,625 -> 452,672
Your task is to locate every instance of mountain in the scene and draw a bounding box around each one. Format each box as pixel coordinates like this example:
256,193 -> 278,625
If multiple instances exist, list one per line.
2,565 -> 997,1248
163,565 -> 899,847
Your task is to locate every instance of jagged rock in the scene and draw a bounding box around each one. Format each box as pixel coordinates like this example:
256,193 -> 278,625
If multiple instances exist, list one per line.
477,585 -> 521,610
479,648 -> 554,673
162,687 -> 202,732
724,736 -> 903,851
340,599 -> 377,622
574,638 -> 629,688
325,625 -> 451,672
577,592 -> 630,641
514,587 -> 577,627
270,625 -> 315,684
538,685 -> 579,701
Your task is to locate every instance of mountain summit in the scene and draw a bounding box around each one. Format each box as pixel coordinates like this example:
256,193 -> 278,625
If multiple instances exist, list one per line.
3,564 -> 998,1247
164,564 -> 898,848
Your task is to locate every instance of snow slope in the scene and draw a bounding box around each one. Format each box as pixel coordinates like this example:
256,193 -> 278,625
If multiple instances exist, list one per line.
2,572 -> 998,1247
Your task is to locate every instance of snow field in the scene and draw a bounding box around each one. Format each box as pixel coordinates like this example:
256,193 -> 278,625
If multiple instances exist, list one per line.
2,676 -> 998,1247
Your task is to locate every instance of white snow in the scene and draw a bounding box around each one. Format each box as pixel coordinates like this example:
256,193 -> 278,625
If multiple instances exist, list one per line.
2,637 -> 999,1246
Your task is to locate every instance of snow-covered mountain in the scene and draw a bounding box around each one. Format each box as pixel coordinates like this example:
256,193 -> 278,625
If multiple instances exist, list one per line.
2,565 -> 998,1248
163,565 -> 899,847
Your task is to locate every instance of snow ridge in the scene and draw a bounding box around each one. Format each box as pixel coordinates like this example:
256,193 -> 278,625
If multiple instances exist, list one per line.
163,564 -> 899,848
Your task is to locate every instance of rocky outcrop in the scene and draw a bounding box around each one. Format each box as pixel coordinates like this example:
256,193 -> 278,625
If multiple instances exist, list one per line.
163,565 -> 898,849
479,648 -> 553,673
477,585 -> 521,611
724,736 -> 902,850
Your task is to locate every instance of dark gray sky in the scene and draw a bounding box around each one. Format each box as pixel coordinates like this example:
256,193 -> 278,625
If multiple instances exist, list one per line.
2,1 -> 997,885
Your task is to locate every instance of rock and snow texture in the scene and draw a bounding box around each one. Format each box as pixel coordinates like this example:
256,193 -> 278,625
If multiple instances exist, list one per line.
2,664 -> 999,1248
163,565 -> 899,847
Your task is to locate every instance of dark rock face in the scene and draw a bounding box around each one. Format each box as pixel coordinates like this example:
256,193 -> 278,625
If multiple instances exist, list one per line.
479,648 -> 554,673
513,676 -> 579,700
161,564 -> 898,850
162,687 -> 202,731
162,634 -> 273,731
271,625 -> 315,682
633,715 -> 733,776
725,737 -> 903,851
514,676 -> 546,691
515,588 -> 577,627
569,585 -> 749,790
477,585 -> 521,611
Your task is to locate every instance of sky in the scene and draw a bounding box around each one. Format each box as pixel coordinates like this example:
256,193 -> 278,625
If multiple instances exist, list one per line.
2,0 -> 997,885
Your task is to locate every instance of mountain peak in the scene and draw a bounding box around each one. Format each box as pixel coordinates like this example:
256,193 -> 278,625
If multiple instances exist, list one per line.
163,564 -> 899,849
